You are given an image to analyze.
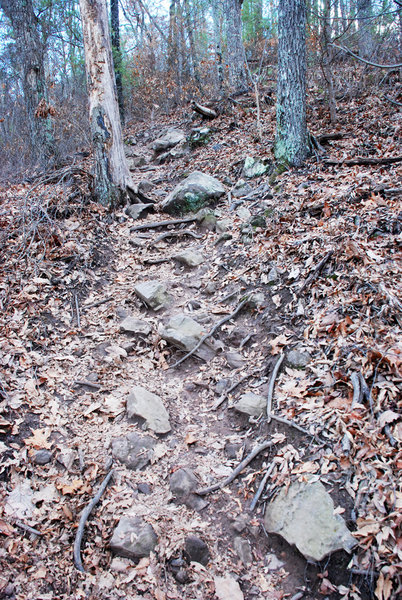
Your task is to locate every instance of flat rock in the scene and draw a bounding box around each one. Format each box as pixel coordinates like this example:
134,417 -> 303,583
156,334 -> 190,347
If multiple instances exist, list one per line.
234,537 -> 252,564
286,349 -> 312,369
159,313 -> 215,361
264,479 -> 356,561
126,204 -> 154,220
127,386 -> 171,434
173,249 -> 205,267
110,516 -> 157,559
152,128 -> 185,152
120,317 -> 152,335
242,156 -> 272,178
161,171 -> 225,215
225,351 -> 245,369
134,280 -> 170,310
111,433 -> 155,470
234,392 -> 266,417
232,179 -> 253,198
185,535 -> 210,565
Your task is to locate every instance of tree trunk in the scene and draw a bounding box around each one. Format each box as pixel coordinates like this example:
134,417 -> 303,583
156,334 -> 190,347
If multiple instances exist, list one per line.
275,0 -> 309,167
322,0 -> 337,123
225,0 -> 247,92
0,0 -> 55,166
79,0 -> 133,208
357,0 -> 373,58
110,0 -> 124,125
212,0 -> 224,93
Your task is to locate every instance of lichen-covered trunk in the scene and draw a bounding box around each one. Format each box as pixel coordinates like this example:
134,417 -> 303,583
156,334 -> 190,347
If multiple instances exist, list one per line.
274,0 -> 309,167
225,0 -> 247,92
111,0 -> 124,125
79,0 -> 133,208
0,0 -> 55,166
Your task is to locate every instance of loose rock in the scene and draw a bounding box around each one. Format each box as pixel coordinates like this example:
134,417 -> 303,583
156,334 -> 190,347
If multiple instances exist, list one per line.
111,433 -> 155,470
169,468 -> 198,498
126,386 -> 171,434
110,516 -> 157,559
185,535 -> 210,566
234,392 -> 266,417
232,179 -> 253,198
242,156 -> 272,179
159,313 -> 216,361
120,317 -> 152,335
234,537 -> 252,564
153,128 -> 185,152
264,479 -> 356,561
33,449 -> 52,465
162,171 -> 225,215
134,281 -> 170,310
225,351 -> 245,369
286,349 -> 312,369
126,204 -> 154,220
173,249 -> 205,267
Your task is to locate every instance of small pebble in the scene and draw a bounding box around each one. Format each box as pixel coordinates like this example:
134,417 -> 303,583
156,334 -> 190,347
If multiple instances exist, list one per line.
34,450 -> 52,465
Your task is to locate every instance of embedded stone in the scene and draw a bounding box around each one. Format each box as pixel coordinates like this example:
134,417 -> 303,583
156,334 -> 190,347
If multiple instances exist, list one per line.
234,393 -> 266,417
173,249 -> 205,267
170,468 -> 198,498
126,386 -> 171,434
162,171 -> 225,215
153,128 -> 185,152
120,317 -> 152,335
134,281 -> 170,310
159,313 -> 215,361
110,516 -> 157,559
111,433 -> 155,470
185,535 -> 210,566
286,350 -> 312,369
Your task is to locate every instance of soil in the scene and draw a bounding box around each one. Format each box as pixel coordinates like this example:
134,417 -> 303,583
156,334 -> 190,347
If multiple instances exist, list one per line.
0,88 -> 401,600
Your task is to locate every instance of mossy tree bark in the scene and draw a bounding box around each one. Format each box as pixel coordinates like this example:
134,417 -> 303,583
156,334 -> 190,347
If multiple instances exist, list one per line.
79,0 -> 133,208
274,0 -> 309,167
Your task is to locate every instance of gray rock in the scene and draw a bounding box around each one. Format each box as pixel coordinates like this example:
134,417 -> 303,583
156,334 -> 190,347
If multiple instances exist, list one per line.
162,171 -> 225,215
189,127 -> 211,148
264,479 -> 356,561
286,350 -> 312,369
265,553 -> 285,571
236,206 -> 251,221
266,266 -> 279,284
234,537 -> 252,564
138,179 -> 154,194
246,292 -> 266,309
185,536 -> 209,565
216,218 -> 231,233
249,214 -> 266,228
126,204 -> 154,220
111,433 -> 155,470
224,442 -> 242,459
243,156 -> 272,179
128,156 -> 147,169
134,280 -> 170,310
33,450 -> 52,465
110,516 -> 157,559
204,281 -> 218,295
159,313 -> 215,361
153,128 -> 185,152
120,317 -> 152,335
226,351 -> 245,369
170,468 -> 198,498
234,393 -> 266,417
138,483 -> 152,495
215,378 -> 232,394
232,179 -> 253,198
196,208 -> 218,230
184,493 -> 209,512
232,514 -> 249,533
173,249 -> 205,268
127,386 -> 171,434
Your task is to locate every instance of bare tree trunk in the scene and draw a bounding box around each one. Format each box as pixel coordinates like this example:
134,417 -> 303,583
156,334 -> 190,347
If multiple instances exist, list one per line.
183,0 -> 202,91
0,0 -> 55,166
357,0 -> 373,58
79,0 -> 134,208
225,0 -> 247,92
322,0 -> 337,123
111,0 -> 124,125
212,0 -> 224,93
275,0 -> 309,167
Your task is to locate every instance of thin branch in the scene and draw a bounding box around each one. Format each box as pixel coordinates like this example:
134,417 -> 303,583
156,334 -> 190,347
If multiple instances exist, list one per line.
266,354 -> 285,423
196,439 -> 277,496
15,521 -> 43,536
298,251 -> 333,295
168,297 -> 249,369
325,156 -> 402,167
73,470 -> 114,573
350,372 -> 362,409
331,44 -> 402,69
250,461 -> 277,511
130,216 -> 196,232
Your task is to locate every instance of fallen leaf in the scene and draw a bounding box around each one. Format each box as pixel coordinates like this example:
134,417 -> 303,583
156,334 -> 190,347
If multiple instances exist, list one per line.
24,428 -> 52,450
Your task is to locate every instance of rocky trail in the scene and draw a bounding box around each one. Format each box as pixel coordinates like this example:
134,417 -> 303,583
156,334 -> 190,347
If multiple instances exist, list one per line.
0,91 -> 401,600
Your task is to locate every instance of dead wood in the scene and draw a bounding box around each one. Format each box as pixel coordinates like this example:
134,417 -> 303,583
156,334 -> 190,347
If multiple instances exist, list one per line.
74,380 -> 102,390
73,470 -> 114,573
325,156 -> 402,167
83,296 -> 114,310
266,354 -> 284,423
15,521 -> 43,536
196,439 -> 277,496
169,297 -> 249,370
192,101 -> 217,119
130,216 -> 196,233
317,132 -> 344,144
249,460 -> 277,511
151,229 -> 202,246
298,251 -> 333,295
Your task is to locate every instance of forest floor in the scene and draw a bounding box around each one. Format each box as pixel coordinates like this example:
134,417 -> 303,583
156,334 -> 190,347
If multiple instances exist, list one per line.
0,83 -> 401,600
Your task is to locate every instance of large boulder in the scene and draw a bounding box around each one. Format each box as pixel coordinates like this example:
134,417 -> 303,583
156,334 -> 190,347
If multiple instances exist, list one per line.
161,171 -> 225,215
111,516 -> 157,559
126,386 -> 171,434
264,479 -> 356,561
152,128 -> 185,152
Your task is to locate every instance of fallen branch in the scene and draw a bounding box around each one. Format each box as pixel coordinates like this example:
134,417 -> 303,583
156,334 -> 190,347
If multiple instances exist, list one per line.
73,470 -> 114,573
151,229 -> 202,246
142,256 -> 171,265
325,156 -> 402,167
249,461 -> 277,511
350,372 -> 362,409
266,354 -> 284,423
317,132 -> 344,144
384,95 -> 402,108
331,44 -> 402,69
192,101 -> 217,119
130,216 -> 196,233
169,297 -> 249,370
298,251 -> 333,295
83,296 -> 113,310
15,520 -> 43,536
269,414 -> 320,439
74,380 -> 102,390
196,439 -> 276,496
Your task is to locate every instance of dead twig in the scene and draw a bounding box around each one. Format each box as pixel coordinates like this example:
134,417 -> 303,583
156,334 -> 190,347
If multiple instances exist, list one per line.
325,156 -> 402,167
250,460 -> 277,511
15,521 -> 43,536
266,354 -> 284,423
192,101 -> 217,119
298,251 -> 333,295
130,216 -> 196,233
196,439 -> 277,496
74,294 -> 80,329
74,380 -> 102,390
151,229 -> 202,246
73,470 -> 114,573
269,414 -> 320,439
169,297 -> 249,370
83,296 -> 113,310
350,372 -> 362,409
